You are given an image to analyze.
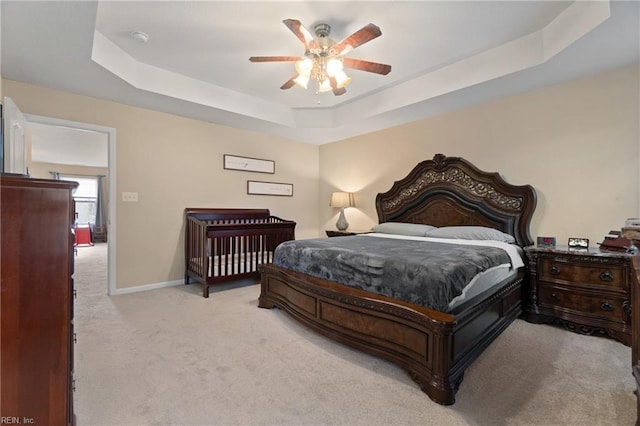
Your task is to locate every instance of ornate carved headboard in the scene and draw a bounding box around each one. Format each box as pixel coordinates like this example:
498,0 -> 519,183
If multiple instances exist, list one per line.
375,154 -> 537,247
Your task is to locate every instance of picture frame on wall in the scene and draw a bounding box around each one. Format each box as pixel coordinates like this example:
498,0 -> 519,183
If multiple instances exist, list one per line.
247,180 -> 293,196
224,154 -> 275,174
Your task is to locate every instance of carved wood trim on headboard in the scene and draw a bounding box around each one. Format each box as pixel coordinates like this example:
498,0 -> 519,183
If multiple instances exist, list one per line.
375,154 -> 537,246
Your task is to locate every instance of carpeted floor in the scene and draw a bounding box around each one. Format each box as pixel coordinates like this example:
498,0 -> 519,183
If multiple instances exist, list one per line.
72,243 -> 636,425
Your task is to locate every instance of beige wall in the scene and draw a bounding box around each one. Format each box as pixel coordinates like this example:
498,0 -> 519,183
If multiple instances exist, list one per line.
3,63 -> 638,290
3,80 -> 320,290
320,64 -> 640,246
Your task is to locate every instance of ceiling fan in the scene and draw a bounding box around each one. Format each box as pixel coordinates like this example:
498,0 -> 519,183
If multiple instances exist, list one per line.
249,19 -> 392,96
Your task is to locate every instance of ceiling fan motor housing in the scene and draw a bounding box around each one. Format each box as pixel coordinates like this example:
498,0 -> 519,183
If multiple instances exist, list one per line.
314,23 -> 331,38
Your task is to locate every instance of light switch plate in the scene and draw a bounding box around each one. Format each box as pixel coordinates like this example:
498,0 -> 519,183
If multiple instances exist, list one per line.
122,192 -> 138,202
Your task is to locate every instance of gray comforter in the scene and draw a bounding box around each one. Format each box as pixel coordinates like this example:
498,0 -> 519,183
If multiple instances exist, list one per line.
273,235 -> 512,312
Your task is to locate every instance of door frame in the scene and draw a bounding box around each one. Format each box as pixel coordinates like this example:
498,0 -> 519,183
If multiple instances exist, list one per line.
25,114 -> 117,296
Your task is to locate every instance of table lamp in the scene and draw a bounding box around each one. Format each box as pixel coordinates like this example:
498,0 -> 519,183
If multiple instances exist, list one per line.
330,191 -> 355,231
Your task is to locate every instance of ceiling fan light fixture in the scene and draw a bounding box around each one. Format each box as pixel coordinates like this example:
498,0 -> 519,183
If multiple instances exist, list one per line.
295,58 -> 314,75
335,71 -> 352,88
317,78 -> 332,93
250,19 -> 391,96
293,74 -> 310,89
325,58 -> 343,76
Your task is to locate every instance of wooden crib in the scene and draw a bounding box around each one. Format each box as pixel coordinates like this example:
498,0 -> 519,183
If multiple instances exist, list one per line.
184,208 -> 296,297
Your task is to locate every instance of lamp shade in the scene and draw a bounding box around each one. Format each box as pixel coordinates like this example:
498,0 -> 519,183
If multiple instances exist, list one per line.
330,192 -> 355,208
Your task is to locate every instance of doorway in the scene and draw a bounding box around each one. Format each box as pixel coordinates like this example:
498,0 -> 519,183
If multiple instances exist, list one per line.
26,114 -> 117,295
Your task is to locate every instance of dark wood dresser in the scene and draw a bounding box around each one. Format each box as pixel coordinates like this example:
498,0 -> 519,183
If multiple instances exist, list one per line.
524,245 -> 632,346
1,175 -> 78,425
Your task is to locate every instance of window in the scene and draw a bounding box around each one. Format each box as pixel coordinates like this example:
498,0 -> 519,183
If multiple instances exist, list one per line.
61,175 -> 98,225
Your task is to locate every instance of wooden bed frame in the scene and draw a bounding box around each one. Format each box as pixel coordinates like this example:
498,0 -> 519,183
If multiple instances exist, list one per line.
258,154 -> 537,405
184,208 -> 296,298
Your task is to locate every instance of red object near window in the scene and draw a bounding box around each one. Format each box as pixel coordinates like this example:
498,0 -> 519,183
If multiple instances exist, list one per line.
75,224 -> 93,246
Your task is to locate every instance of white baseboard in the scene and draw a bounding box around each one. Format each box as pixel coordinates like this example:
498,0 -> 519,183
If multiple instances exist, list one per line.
109,279 -> 183,295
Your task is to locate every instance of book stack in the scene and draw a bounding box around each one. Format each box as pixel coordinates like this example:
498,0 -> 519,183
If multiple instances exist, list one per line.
622,218 -> 640,241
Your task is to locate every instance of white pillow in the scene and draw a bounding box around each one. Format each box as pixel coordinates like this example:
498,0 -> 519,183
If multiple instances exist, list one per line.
371,222 -> 437,237
424,226 -> 516,243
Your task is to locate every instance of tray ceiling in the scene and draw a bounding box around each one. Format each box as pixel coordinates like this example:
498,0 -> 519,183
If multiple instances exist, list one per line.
2,1 -> 638,144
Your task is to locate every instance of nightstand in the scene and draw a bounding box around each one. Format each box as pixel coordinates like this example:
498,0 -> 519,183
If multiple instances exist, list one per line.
524,245 -> 632,346
325,230 -> 368,237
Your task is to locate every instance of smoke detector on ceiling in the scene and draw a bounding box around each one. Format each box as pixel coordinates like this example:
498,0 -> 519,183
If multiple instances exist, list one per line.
131,31 -> 149,44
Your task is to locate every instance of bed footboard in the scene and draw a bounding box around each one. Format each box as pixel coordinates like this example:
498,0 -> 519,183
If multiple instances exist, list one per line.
258,263 -> 523,405
185,208 -> 295,297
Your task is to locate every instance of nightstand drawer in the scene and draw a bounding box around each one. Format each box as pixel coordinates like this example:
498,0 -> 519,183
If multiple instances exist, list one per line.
538,284 -> 627,323
539,259 -> 626,289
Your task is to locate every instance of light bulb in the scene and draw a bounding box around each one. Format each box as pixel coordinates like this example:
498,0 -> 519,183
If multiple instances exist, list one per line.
334,70 -> 352,88
294,74 -> 310,89
326,58 -> 343,77
295,58 -> 313,76
317,79 -> 332,92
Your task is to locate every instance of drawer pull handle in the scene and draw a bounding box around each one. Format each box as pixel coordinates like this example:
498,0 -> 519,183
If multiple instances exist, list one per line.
550,293 -> 558,301
599,271 -> 614,282
550,266 -> 560,275
600,302 -> 614,312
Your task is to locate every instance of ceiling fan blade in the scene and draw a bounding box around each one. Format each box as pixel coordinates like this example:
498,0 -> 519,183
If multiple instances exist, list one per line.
333,23 -> 382,56
280,76 -> 297,90
249,56 -> 301,63
343,58 -> 391,75
282,19 -> 316,50
329,77 -> 347,96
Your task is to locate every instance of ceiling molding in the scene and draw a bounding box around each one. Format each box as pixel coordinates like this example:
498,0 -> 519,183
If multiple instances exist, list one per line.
2,0 -> 637,145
